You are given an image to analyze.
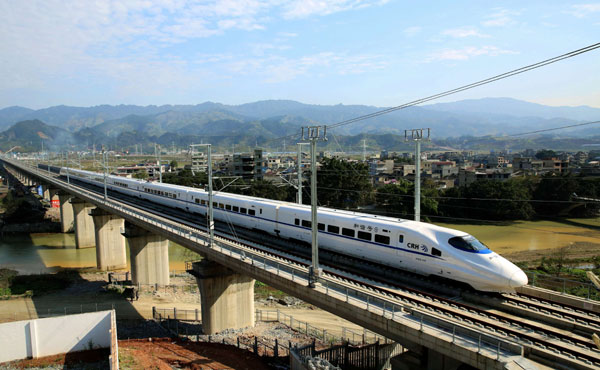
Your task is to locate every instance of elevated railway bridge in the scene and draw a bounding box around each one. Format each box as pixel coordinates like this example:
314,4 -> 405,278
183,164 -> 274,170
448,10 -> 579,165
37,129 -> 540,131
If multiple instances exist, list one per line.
2,157 -> 600,370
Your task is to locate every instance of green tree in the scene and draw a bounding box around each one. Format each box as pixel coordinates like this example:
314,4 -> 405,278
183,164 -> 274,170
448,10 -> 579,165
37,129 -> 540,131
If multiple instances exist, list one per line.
375,179 -> 439,220
535,149 -> 557,160
224,179 -> 295,202
439,179 -> 534,221
133,170 -> 148,180
312,157 -> 373,208
169,160 -> 178,169
162,169 -> 207,187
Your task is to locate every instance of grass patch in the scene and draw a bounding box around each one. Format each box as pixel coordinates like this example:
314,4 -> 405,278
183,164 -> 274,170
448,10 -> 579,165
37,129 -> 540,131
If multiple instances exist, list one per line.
9,270 -> 79,296
254,281 -> 287,300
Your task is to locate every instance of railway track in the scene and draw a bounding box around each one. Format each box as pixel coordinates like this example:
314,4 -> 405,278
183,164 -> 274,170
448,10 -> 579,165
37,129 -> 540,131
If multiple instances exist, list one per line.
16,169 -> 600,368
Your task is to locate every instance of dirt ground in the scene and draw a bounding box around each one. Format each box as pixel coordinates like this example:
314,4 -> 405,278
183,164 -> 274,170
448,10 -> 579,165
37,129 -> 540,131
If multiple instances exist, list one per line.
3,349 -> 109,369
118,338 -> 271,370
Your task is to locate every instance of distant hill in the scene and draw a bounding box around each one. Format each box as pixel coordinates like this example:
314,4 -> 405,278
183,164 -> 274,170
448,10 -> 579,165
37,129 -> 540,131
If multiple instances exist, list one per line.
425,98 -> 600,121
1,98 -> 599,142
2,118 -> 599,153
0,119 -> 74,151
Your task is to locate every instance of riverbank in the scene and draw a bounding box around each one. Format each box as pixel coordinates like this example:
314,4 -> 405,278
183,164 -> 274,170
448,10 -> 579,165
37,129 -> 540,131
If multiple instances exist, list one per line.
0,183 -> 60,235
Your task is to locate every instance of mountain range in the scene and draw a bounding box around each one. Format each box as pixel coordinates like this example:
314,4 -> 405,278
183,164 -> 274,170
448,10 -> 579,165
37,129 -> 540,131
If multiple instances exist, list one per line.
0,98 -> 599,152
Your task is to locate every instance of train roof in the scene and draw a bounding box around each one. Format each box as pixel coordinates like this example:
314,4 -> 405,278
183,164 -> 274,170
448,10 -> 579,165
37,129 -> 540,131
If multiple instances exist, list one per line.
64,167 -> 467,238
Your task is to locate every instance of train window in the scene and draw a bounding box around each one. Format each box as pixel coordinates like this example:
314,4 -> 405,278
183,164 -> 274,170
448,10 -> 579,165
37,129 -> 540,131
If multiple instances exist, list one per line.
172,194 -> 177,198
259,209 -> 262,214
195,199 -> 200,204
233,206 -> 239,212
302,220 -> 311,228
225,205 -> 231,211
375,234 -> 390,244
201,200 -> 206,205
342,228 -> 355,237
399,235 -> 404,243
432,247 -> 442,257
327,225 -> 339,234
241,207 -> 247,214
318,223 -> 325,231
219,203 -> 224,209
448,236 -> 489,252
248,209 -> 256,216
295,218 -> 300,225
357,231 -> 371,241
213,202 -> 218,208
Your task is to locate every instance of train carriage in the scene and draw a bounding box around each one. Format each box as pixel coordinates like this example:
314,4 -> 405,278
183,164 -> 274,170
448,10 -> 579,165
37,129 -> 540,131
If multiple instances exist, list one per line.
58,166 -> 527,292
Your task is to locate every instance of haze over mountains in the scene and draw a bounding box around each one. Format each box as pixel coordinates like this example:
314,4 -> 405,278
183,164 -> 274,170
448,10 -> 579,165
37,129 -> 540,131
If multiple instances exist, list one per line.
0,98 -> 599,152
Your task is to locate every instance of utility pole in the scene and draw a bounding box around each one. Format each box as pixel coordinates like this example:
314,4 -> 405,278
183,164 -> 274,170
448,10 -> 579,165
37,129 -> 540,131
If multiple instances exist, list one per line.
297,143 -> 309,204
191,144 -> 214,248
155,144 -> 162,183
404,128 -> 430,222
301,125 -> 327,287
66,151 -> 70,184
362,139 -> 367,162
101,149 -> 108,200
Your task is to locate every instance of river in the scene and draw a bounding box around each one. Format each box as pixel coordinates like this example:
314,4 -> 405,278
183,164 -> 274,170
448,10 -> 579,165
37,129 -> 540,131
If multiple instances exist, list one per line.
0,233 -> 199,275
1,218 -> 598,274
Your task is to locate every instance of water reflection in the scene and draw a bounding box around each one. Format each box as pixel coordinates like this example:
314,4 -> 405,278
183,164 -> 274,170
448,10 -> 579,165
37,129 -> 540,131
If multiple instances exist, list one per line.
0,233 -> 199,274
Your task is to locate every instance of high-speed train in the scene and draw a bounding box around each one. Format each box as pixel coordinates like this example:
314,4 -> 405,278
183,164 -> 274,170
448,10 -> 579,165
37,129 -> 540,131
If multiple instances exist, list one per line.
56,166 -> 527,292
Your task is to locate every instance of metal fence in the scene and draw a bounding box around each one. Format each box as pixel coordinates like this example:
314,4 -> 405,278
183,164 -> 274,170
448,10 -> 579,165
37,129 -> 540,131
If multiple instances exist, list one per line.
527,271 -> 600,300
291,340 -> 403,370
7,159 -> 525,360
152,307 -> 390,347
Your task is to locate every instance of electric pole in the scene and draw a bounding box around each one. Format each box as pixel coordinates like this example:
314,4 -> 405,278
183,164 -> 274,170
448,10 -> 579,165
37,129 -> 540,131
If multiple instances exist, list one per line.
155,144 -> 162,183
362,139 -> 366,162
191,144 -> 214,248
301,125 -> 327,287
297,143 -> 309,204
404,128 -> 430,222
102,149 -> 108,200
66,151 -> 70,184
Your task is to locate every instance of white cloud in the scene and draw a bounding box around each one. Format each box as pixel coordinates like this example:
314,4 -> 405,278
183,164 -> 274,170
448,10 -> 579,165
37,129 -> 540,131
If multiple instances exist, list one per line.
442,27 -> 489,38
402,26 -> 422,37
225,52 -> 388,83
482,8 -> 520,27
427,46 -> 518,62
282,0 -> 387,19
567,3 -> 600,17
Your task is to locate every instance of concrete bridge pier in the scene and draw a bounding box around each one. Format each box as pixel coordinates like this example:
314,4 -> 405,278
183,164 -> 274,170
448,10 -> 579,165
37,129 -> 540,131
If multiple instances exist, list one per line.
90,208 -> 127,271
70,198 -> 96,249
42,185 -> 50,201
190,259 -> 255,335
48,188 -> 59,206
58,192 -> 74,232
122,223 -> 169,286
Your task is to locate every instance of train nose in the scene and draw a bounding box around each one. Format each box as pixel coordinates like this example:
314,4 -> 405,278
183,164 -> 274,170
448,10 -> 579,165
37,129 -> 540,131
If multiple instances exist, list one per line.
509,269 -> 528,288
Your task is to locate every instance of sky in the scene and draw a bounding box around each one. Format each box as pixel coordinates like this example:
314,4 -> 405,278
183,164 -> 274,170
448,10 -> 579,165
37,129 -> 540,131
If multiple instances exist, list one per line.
0,0 -> 599,110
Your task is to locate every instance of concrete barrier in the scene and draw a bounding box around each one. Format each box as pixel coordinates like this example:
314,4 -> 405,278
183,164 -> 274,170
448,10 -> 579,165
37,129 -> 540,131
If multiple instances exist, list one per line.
0,310 -> 116,365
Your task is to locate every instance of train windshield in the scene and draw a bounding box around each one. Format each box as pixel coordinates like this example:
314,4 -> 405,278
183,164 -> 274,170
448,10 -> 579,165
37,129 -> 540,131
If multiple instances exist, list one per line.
448,236 -> 489,252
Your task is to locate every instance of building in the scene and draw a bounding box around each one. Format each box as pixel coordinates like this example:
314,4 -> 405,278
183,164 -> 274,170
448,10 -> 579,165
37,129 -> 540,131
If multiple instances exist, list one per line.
232,149 -> 265,180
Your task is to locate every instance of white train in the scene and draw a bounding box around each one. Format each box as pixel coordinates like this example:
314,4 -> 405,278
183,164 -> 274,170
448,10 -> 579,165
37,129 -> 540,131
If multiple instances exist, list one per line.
59,167 -> 527,292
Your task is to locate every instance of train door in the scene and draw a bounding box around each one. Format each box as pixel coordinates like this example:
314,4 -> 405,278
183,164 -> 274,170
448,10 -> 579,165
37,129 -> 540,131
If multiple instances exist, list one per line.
396,233 -> 406,269
274,205 -> 281,237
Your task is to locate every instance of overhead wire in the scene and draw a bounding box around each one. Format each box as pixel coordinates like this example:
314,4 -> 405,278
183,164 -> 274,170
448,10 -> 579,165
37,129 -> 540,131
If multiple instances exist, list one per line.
262,42 -> 600,144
